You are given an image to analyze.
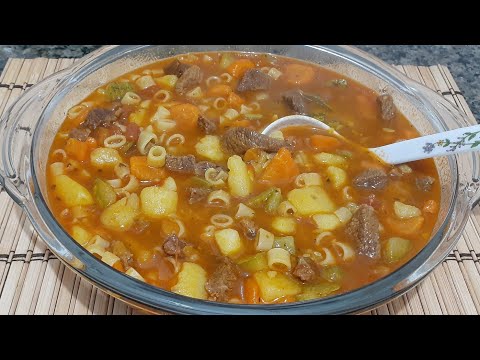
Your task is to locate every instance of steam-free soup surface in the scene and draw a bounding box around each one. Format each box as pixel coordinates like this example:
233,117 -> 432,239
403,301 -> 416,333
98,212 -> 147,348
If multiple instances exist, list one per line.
47,52 -> 440,304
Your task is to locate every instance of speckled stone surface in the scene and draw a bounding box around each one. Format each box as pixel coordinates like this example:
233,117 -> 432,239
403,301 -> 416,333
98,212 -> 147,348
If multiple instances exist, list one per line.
0,45 -> 478,119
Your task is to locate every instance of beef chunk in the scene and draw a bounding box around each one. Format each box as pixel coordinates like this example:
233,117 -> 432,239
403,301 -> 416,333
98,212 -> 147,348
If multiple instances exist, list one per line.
163,234 -> 187,257
345,205 -> 381,260
194,161 -> 225,177
282,89 -> 307,114
198,114 -> 217,134
353,169 -> 388,190
238,218 -> 258,240
221,127 -> 291,155
164,59 -> 191,77
186,187 -> 212,205
416,176 -> 435,192
377,94 -> 396,122
69,127 -> 91,142
236,69 -> 271,92
293,257 -> 317,282
165,154 -> 196,174
125,122 -> 140,142
205,257 -> 240,302
175,65 -> 203,95
82,108 -> 117,131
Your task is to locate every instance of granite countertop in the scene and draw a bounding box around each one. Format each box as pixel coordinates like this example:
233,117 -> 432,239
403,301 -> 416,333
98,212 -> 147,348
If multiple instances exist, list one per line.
0,45 -> 478,120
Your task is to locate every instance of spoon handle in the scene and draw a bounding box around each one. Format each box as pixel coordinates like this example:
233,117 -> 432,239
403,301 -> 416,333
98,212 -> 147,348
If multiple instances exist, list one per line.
370,124 -> 480,165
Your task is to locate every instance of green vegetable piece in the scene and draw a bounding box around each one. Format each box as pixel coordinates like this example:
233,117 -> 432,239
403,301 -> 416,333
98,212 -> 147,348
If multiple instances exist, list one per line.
302,92 -> 332,111
246,187 -> 277,208
320,266 -> 345,283
220,53 -> 235,69
383,237 -> 412,263
93,178 -> 117,209
105,82 -> 134,101
273,236 -> 296,255
244,114 -> 263,120
238,252 -> 269,273
297,283 -> 341,301
188,176 -> 213,188
265,188 -> 282,214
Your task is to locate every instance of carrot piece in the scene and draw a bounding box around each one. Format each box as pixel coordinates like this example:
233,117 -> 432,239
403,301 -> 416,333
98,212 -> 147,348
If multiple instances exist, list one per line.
231,119 -> 252,128
244,277 -> 260,304
260,147 -> 299,185
65,137 -> 97,161
130,156 -> 165,181
112,261 -> 125,272
227,59 -> 256,78
284,64 -> 315,85
385,216 -> 425,236
94,127 -> 110,145
244,148 -> 261,162
423,200 -> 438,214
228,92 -> 245,107
207,84 -> 232,97
310,135 -> 341,151
170,103 -> 200,131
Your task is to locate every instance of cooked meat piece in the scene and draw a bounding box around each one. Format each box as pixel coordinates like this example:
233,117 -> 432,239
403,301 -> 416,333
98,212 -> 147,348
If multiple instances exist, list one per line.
293,257 -> 317,282
164,59 -> 191,77
221,127 -> 290,155
205,257 -> 239,302
238,218 -> 258,240
138,85 -> 161,99
236,69 -> 271,92
165,154 -> 196,174
108,124 -> 124,136
377,94 -> 396,122
353,169 -> 388,190
82,108 -> 117,131
130,219 -> 150,234
282,89 -> 307,114
175,65 -> 203,95
117,105 -> 135,123
345,205 -> 381,260
107,101 -> 122,113
416,176 -> 435,192
186,187 -> 212,205
198,114 -> 217,134
194,161 -> 225,177
68,127 -> 91,142
163,234 -> 187,257
125,122 -> 140,142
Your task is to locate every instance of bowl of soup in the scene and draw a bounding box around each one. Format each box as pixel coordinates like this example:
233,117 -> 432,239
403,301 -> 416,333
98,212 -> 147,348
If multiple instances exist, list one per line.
0,45 -> 478,314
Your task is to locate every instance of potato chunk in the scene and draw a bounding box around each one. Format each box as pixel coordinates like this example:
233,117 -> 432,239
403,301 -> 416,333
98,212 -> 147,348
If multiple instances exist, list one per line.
100,194 -> 140,231
313,152 -> 347,167
71,225 -> 92,246
271,217 -> 297,235
195,135 -> 225,162
394,201 -> 421,219
172,262 -> 208,300
140,182 -> 178,219
254,270 -> 301,302
54,174 -> 94,207
326,166 -> 347,189
215,229 -> 243,257
90,148 -> 122,169
312,214 -> 342,231
287,186 -> 336,216
227,155 -> 253,198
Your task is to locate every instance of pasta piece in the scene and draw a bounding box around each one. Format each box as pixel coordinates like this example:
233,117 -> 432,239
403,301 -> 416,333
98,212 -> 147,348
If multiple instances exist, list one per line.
90,148 -> 122,169
186,86 -> 203,99
151,105 -> 171,122
224,108 -> 239,121
67,105 -> 87,119
153,119 -> 176,132
214,228 -> 243,256
235,203 -> 255,219
166,216 -> 186,238
220,73 -> 233,83
295,173 -> 322,188
249,102 -> 260,111
147,146 -> 167,168
125,267 -> 146,282
54,175 -> 94,207
104,134 -> 127,149
171,262 -> 208,300
101,251 -> 121,267
267,248 -> 291,270
135,75 -> 156,90
345,202 -> 359,214
240,104 -> 253,114
52,149 -> 67,161
267,68 -> 283,80
331,240 -> 356,262
50,162 -> 65,177
165,134 -> 185,148
271,217 -> 297,235
140,184 -> 178,219
205,168 -> 228,186
210,214 -> 234,228
206,76 -> 221,87
153,90 -> 171,103
315,231 -> 334,246
195,135 -> 225,162
342,186 -> 353,201
106,179 -> 122,188
207,190 -> 231,207
121,92 -> 141,106
269,130 -> 284,140
114,163 -> 130,179
227,155 -> 253,197
117,175 -> 139,193
201,225 -> 216,241
213,97 -> 227,110
137,130 -> 158,155
256,228 -> 275,251
312,214 -> 342,231
277,201 -> 297,216
313,248 -> 336,266
334,207 -> 353,224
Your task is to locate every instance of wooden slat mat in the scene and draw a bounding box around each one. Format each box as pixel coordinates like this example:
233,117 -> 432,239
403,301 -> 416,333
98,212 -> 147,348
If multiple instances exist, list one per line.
0,58 -> 479,315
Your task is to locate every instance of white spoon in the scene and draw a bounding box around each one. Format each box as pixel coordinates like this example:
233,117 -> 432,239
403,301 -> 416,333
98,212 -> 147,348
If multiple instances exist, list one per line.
262,115 -> 480,165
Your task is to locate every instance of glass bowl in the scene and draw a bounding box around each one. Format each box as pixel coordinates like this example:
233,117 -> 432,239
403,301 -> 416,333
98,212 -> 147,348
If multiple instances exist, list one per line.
0,45 -> 478,314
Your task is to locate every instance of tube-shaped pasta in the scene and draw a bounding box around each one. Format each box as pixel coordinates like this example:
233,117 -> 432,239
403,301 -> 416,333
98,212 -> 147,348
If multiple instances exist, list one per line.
207,190 -> 231,207
137,130 -> 157,155
269,130 -> 284,141
104,134 -> 127,149
206,76 -> 221,87
201,225 -> 216,241
315,231 -> 334,246
277,201 -> 297,216
114,162 -> 130,179
135,75 -> 156,90
314,248 -> 336,266
117,175 -> 139,193
50,162 -> 65,177
147,146 -> 167,168
153,119 -> 176,132
334,207 -> 353,224
171,217 -> 186,238
67,105 -> 87,119
240,104 -> 253,114
342,186 -> 354,201
267,68 -> 283,80
220,73 -> 232,83
106,179 -> 122,188
205,168 -> 228,186
295,173 -> 322,188
121,92 -> 141,106
101,251 -> 121,267
224,108 -> 239,121
151,105 -> 171,123
153,90 -> 171,103
213,97 -> 227,110
125,267 -> 145,282
267,248 -> 291,270
235,203 -> 255,219
186,86 -> 203,99
249,102 -> 261,111
332,240 -> 356,262
165,134 -> 185,148
52,149 -> 67,161
256,228 -> 274,251
115,123 -> 127,132
210,214 -> 234,228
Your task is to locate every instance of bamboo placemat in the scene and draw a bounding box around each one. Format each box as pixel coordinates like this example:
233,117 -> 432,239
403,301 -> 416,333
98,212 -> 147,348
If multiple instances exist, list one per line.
0,58 -> 479,315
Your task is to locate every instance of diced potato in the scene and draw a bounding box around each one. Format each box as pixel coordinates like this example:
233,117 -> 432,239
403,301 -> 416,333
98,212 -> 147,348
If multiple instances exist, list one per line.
171,262 -> 208,300
126,267 -> 145,282
151,105 -> 171,122
326,166 -> 347,189
334,207 -> 353,224
271,217 -> 297,235
235,203 -> 255,219
90,148 -> 122,169
155,74 -> 178,89
100,194 -> 140,231
71,225 -> 92,246
313,152 -> 347,167
140,185 -> 178,219
227,155 -> 253,198
394,201 -> 421,219
287,186 -> 336,216
54,175 -> 94,207
195,135 -> 225,162
256,228 -> 275,251
129,108 -> 148,126
135,75 -> 156,90
254,270 -> 302,302
383,237 -> 412,263
101,251 -> 121,267
238,252 -> 269,272
215,229 -> 243,257
312,214 -> 342,231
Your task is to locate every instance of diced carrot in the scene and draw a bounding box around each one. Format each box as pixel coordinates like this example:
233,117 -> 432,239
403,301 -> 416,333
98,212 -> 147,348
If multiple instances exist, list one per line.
310,135 -> 341,151
231,119 -> 252,128
65,137 -> 97,161
423,200 -> 439,214
228,92 -> 245,107
244,148 -> 262,162
130,156 -> 165,181
94,127 -> 110,145
227,59 -> 256,78
284,64 -> 315,85
207,84 -> 232,98
113,261 -> 125,272
385,216 -> 424,236
260,147 -> 299,185
170,103 -> 200,131
244,277 -> 260,304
